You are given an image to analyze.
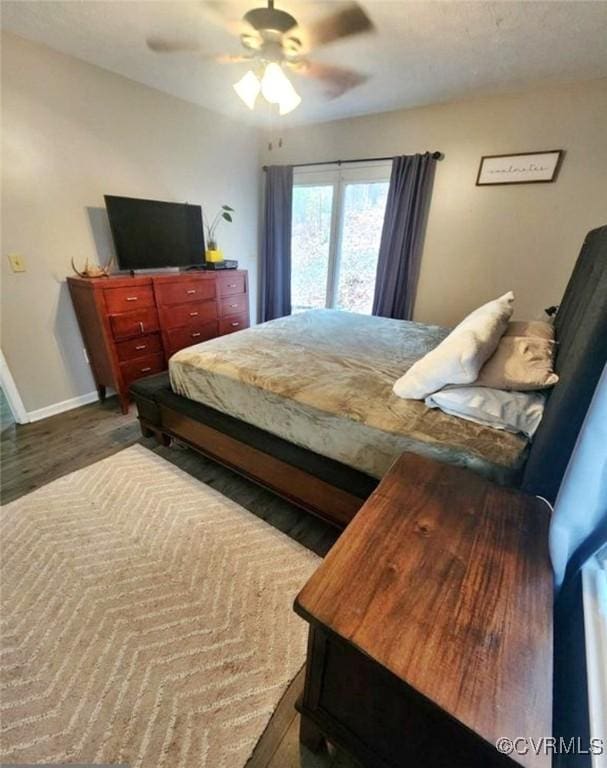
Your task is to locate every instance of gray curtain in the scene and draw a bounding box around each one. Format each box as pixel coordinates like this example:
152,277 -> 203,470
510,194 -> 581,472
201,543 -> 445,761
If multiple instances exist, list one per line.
261,165 -> 293,322
372,153 -> 436,320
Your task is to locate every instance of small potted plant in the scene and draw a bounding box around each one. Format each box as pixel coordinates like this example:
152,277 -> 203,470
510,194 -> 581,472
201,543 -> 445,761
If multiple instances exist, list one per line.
204,205 -> 234,263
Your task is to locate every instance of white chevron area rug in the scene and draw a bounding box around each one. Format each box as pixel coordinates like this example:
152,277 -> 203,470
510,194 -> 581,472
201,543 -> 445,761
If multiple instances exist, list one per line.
0,444 -> 320,768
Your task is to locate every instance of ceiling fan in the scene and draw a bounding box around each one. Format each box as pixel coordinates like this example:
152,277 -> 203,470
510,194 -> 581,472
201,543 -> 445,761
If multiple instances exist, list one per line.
147,0 -> 374,115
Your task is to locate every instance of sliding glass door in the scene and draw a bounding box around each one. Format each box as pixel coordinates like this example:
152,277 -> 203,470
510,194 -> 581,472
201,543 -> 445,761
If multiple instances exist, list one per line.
291,183 -> 334,312
291,163 -> 390,314
335,179 -> 390,313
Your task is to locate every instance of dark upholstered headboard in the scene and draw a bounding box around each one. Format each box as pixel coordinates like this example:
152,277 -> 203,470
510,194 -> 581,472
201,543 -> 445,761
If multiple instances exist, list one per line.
523,225 -> 607,502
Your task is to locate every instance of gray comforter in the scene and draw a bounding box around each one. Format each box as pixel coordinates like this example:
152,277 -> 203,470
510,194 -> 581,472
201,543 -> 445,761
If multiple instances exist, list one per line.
169,310 -> 528,483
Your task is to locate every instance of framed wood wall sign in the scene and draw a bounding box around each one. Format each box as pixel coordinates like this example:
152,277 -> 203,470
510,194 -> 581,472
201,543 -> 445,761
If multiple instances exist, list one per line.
476,150 -> 563,186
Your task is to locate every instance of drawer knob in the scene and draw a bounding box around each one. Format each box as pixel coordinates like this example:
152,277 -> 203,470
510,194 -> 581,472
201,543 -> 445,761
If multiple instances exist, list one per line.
231,322 -> 240,327
189,311 -> 199,317
126,296 -> 139,301
228,283 -> 237,288
186,289 -> 196,294
135,344 -> 147,350
191,332 -> 201,338
230,303 -> 238,308
141,367 -> 151,373
139,322 -> 145,333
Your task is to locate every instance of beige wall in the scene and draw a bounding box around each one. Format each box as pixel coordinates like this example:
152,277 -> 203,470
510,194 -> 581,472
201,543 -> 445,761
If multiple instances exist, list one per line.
1,32 -> 260,414
262,79 -> 607,327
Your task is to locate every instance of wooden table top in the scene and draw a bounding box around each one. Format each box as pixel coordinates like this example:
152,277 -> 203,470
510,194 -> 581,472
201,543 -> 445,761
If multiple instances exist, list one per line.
295,452 -> 553,768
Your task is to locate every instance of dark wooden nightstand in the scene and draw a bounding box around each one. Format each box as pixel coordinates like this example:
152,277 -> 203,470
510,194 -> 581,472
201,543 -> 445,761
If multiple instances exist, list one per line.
294,452 -> 553,768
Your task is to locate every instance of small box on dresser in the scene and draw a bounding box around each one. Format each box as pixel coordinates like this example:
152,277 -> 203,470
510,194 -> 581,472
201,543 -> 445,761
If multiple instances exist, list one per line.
68,270 -> 249,413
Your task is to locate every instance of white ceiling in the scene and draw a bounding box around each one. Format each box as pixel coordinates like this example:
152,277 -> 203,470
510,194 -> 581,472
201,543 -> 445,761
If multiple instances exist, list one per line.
2,0 -> 607,127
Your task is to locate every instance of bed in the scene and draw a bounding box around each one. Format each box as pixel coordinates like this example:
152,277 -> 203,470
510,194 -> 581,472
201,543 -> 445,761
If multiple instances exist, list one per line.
131,225 -> 606,528
169,310 -> 528,485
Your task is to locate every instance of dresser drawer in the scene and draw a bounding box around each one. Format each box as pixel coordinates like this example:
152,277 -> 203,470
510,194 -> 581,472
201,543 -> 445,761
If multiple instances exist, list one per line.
155,279 -> 215,307
219,314 -> 249,336
166,321 -> 218,356
160,300 -> 217,331
120,353 -> 165,386
219,294 -> 248,318
218,274 -> 246,297
105,285 -> 155,314
116,333 -> 163,362
110,308 -> 160,341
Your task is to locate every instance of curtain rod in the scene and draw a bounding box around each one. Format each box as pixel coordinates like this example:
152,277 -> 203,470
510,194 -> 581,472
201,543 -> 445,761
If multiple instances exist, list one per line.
262,151 -> 443,171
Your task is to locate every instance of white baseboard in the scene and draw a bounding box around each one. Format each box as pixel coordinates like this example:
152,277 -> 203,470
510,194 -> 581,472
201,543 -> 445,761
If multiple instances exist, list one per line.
27,391 -> 100,422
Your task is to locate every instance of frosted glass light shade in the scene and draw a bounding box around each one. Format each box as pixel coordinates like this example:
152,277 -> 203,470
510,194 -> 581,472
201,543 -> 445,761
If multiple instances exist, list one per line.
261,62 -> 291,104
233,70 -> 260,110
278,84 -> 302,115
234,63 -> 301,115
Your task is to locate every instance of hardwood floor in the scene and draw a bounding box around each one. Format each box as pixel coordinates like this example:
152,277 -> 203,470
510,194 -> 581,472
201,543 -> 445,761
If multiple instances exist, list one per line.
0,396 -> 358,768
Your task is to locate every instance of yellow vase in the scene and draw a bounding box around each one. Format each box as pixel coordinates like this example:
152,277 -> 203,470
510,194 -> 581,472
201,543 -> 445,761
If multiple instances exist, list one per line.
205,249 -> 224,263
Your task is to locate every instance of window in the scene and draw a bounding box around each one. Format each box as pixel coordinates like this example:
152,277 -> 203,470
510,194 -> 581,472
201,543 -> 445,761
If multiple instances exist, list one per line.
291,164 -> 390,314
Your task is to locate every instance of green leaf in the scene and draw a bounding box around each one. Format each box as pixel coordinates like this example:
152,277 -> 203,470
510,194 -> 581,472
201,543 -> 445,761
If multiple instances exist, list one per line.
222,205 -> 235,212
222,212 -> 233,223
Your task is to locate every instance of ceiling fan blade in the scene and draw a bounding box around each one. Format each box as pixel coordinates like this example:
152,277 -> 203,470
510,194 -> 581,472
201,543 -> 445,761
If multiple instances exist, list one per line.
201,1 -> 259,40
146,36 -> 203,53
147,38 -> 250,64
291,60 -> 368,98
294,3 -> 374,52
214,53 -> 256,64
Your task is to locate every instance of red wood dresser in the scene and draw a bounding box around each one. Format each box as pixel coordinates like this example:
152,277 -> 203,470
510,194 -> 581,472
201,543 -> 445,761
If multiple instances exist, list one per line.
295,452 -> 553,768
68,270 -> 249,413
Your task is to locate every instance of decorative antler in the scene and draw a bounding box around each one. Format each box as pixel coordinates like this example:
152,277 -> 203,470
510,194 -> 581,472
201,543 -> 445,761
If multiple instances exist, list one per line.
71,255 -> 113,279
71,257 -> 86,278
102,254 -> 114,276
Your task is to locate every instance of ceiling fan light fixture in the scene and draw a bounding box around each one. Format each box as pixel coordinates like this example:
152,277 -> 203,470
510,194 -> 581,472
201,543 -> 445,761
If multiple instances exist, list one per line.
233,70 -> 260,110
149,0 -> 372,119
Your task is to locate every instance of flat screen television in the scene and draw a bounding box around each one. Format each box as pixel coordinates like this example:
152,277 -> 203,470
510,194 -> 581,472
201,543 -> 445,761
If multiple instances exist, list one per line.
104,195 -> 205,271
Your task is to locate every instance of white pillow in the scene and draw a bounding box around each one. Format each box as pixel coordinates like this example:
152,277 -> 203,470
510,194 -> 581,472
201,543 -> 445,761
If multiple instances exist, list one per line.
425,386 -> 545,439
393,292 -> 514,400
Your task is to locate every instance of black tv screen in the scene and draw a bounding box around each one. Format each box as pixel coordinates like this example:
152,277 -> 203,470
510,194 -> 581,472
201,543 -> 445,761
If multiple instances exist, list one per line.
104,195 -> 205,270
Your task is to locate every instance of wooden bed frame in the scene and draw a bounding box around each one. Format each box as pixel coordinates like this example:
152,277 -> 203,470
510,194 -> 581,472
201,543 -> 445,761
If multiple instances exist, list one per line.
133,384 -> 376,528
131,226 -> 606,528
152,407 -> 365,528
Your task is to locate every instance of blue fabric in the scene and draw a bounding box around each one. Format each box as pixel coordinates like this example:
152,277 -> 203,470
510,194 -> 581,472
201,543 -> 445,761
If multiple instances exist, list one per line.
372,153 -> 436,320
261,165 -> 293,322
550,364 -> 607,591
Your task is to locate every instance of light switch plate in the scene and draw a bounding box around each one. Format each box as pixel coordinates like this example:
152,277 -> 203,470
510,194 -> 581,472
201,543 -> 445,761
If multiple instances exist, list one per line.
8,253 -> 26,273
